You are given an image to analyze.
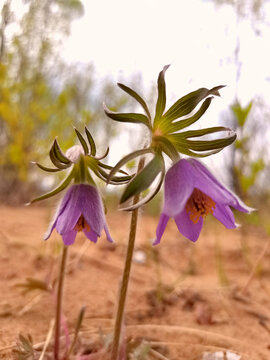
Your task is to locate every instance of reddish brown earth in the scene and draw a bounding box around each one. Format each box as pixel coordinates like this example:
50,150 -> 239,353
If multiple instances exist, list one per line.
1,205 -> 270,359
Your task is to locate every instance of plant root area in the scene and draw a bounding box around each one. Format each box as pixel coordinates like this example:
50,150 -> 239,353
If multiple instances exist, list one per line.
1,205 -> 270,360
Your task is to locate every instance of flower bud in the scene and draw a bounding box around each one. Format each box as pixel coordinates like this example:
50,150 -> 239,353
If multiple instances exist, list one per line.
65,145 -> 85,163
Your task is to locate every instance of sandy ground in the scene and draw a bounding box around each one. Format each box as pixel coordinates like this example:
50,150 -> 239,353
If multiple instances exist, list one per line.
1,204 -> 270,359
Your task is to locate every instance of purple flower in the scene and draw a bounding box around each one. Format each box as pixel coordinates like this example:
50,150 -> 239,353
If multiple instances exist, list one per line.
45,184 -> 113,245
154,158 -> 253,244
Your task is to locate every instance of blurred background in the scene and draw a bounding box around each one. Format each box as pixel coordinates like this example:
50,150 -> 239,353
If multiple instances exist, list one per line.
0,0 -> 269,216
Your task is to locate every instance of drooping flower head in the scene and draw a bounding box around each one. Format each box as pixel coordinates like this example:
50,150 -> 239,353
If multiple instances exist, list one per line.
103,66 -> 251,244
30,128 -> 130,245
104,65 -> 236,210
45,184 -> 113,245
154,158 -> 253,244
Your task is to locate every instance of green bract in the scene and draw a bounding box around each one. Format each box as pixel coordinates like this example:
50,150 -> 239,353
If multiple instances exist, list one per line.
104,65 -> 236,209
29,127 -> 131,204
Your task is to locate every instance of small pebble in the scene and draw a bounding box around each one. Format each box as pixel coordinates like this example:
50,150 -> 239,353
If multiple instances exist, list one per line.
133,250 -> 147,264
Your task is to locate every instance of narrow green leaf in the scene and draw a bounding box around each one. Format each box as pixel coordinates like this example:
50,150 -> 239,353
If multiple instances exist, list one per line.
88,165 -> 108,183
117,82 -> 151,120
74,128 -> 89,155
103,104 -> 151,128
153,135 -> 180,162
174,145 -> 222,157
94,147 -> 109,160
154,65 -> 170,125
107,148 -> 154,184
98,167 -> 131,184
163,85 -> 225,123
53,139 -> 70,164
120,154 -> 164,204
49,148 -> 70,169
85,127 -> 97,156
178,126 -> 231,139
121,168 -> 165,211
170,131 -> 236,152
98,161 -> 129,175
34,162 -> 61,173
187,135 -> 236,151
88,164 -> 130,185
165,97 -> 213,133
28,169 -> 74,204
49,140 -> 71,169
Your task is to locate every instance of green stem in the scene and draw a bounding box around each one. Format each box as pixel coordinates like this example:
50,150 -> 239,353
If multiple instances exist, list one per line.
111,158 -> 145,360
54,245 -> 68,360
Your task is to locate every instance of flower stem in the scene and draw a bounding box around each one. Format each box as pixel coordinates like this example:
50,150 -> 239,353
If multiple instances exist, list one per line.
111,158 -> 145,360
54,245 -> 68,360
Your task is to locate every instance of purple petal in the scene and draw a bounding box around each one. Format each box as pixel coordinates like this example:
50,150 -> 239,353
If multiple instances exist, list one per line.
163,159 -> 194,217
79,184 -> 105,236
174,209 -> 203,242
83,228 -> 98,243
153,213 -> 170,245
62,230 -> 77,245
55,185 -> 82,235
44,221 -> 56,240
188,160 -> 235,205
44,187 -> 74,240
104,223 -> 114,243
213,203 -> 237,229
189,159 -> 252,213
229,197 -> 254,213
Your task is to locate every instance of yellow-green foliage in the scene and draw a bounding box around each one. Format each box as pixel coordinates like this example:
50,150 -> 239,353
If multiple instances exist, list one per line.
231,101 -> 265,200
0,0 -> 94,201
0,61 -> 85,181
0,0 -> 147,202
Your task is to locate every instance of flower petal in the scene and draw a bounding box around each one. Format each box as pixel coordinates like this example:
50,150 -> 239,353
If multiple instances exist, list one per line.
55,186 -> 81,234
229,197 -> 254,213
163,159 -> 194,217
83,228 -> 98,243
44,222 -> 56,241
174,209 -> 203,242
104,223 -> 114,243
153,213 -> 170,245
62,230 -> 77,245
213,203 -> 237,229
44,186 -> 74,240
189,159 -> 252,212
79,184 -> 105,236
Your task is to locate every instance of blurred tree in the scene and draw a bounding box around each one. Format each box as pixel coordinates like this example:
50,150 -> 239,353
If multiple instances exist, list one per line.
0,0 -> 130,204
0,0 -> 10,61
0,0 -> 86,203
229,101 -> 265,200
210,0 -> 269,22
209,0 -> 270,200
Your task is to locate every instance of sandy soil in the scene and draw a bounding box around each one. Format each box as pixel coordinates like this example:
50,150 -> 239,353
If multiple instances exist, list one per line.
1,205 -> 270,359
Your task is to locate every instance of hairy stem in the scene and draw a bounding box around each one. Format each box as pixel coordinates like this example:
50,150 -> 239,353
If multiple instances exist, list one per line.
54,245 -> 68,360
111,158 -> 145,360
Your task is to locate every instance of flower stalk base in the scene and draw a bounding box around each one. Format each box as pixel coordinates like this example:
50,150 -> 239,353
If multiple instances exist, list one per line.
111,198 -> 139,360
54,245 -> 68,360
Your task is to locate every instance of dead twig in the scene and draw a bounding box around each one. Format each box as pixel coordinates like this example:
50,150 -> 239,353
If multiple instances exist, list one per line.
38,319 -> 55,360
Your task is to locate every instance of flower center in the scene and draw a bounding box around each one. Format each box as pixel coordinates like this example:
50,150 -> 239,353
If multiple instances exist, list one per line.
185,188 -> 216,224
74,215 -> 90,232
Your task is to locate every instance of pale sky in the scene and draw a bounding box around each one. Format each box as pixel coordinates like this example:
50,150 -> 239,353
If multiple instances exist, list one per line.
62,0 -> 270,182
63,0 -> 270,109
5,0 -> 270,189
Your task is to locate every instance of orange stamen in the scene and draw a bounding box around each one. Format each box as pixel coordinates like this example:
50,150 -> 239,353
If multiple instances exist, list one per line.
185,188 -> 216,224
74,215 -> 90,232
